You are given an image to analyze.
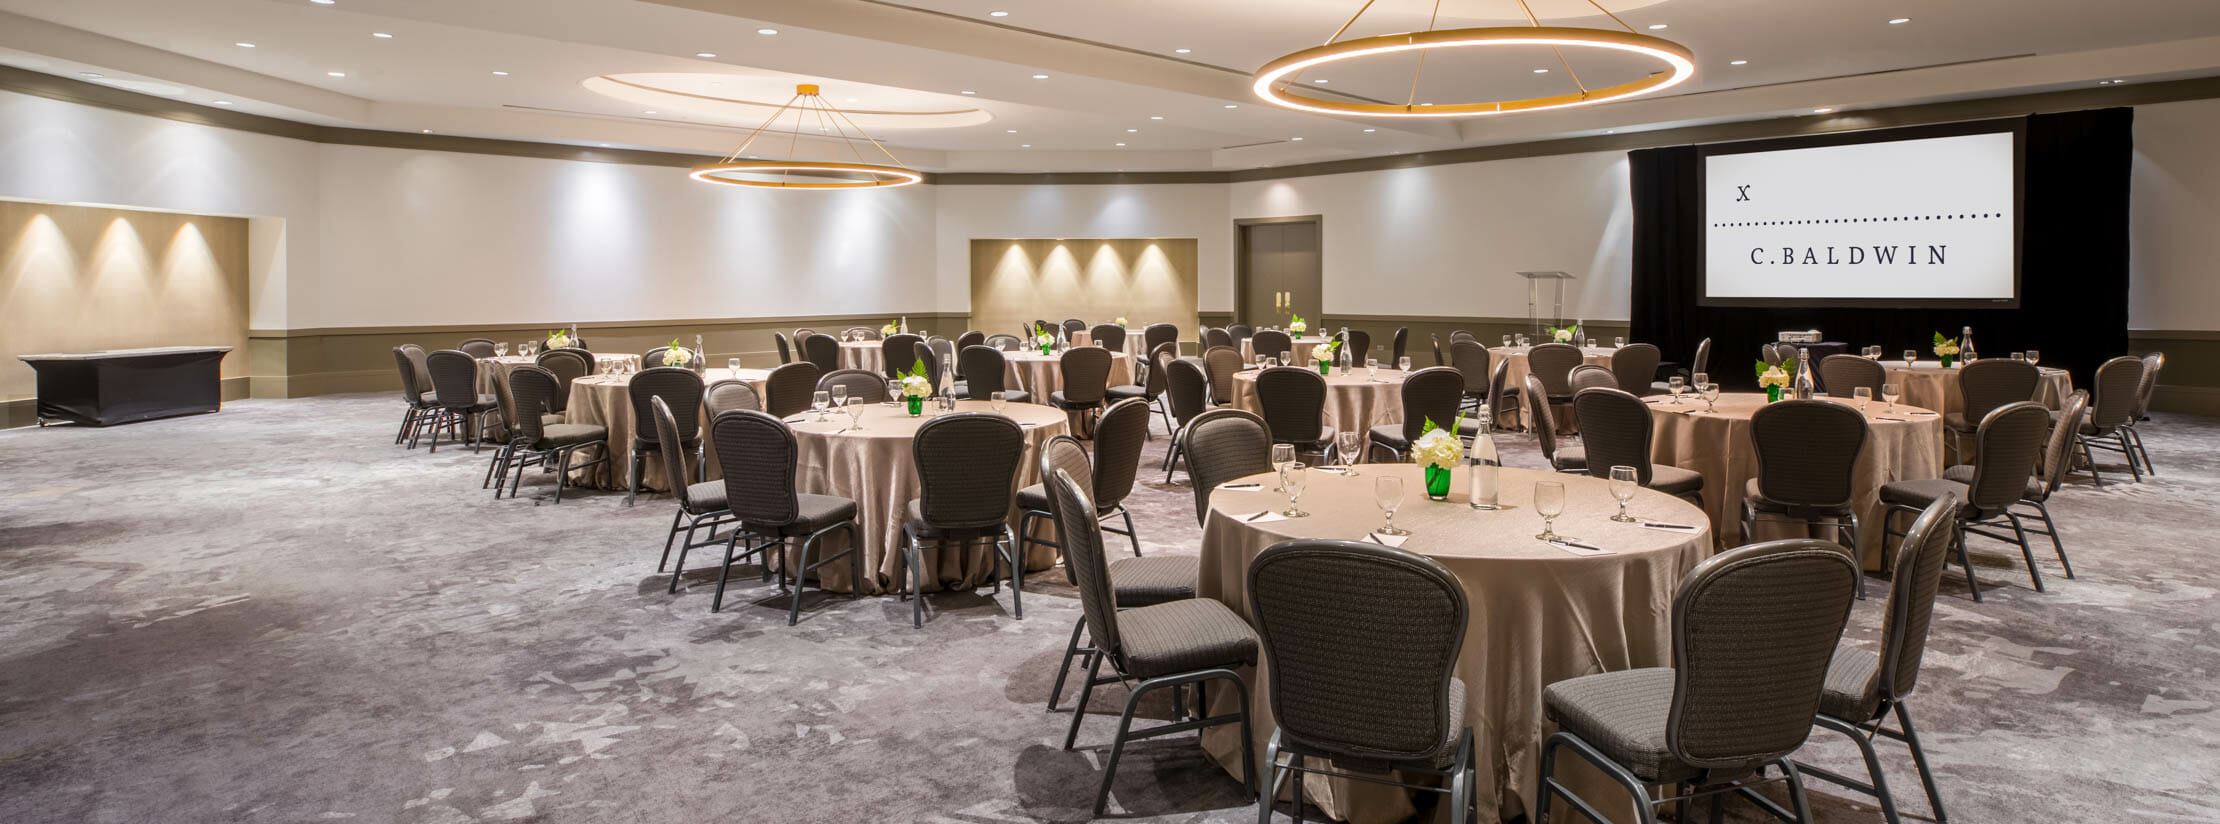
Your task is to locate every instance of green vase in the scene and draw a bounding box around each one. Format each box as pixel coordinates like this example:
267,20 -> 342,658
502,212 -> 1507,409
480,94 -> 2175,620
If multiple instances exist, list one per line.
1041,344 -> 1053,356
1939,355 -> 1955,368
906,396 -> 923,416
1424,465 -> 1452,500
1317,360 -> 1331,376
1766,385 -> 1783,403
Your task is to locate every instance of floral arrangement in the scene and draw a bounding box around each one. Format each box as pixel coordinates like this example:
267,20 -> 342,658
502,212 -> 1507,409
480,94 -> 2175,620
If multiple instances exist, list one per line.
546,329 -> 571,349
1287,314 -> 1307,334
1549,325 -> 1577,343
1756,364 -> 1789,389
882,320 -> 900,337
1412,416 -> 1465,471
1932,332 -> 1960,358
662,339 -> 692,367
1033,323 -> 1056,354
1115,316 -> 1129,328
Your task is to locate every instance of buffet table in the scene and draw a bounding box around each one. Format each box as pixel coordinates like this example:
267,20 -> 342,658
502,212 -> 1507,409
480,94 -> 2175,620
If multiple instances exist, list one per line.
17,346 -> 232,426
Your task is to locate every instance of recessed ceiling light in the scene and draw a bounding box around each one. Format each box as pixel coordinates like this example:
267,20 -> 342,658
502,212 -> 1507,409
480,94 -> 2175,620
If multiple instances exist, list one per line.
960,89 -> 976,94
327,71 -> 346,77
2098,80 -> 2113,85
1730,59 -> 1748,65
1126,128 -> 1137,133
2112,79 -> 2125,84
1020,144 -> 1031,148
1312,78 -> 1329,84
1888,17 -> 1910,24
695,52 -> 717,58
1648,23 -> 1668,29
1031,73 -> 1049,79
491,71 -> 509,76
1224,104 -> 1238,109
214,100 -> 233,105
1533,68 -> 1549,73
79,72 -> 103,78
1116,142 -> 1126,146
1363,128 -> 1376,133
1813,107 -> 1834,113
1150,115 -> 1164,120
372,32 -> 393,38
1606,129 -> 1616,134
989,10 -> 1010,17
1006,129 -> 1017,133
235,42 -> 255,48
756,28 -> 778,35
1175,48 -> 1192,54
1291,136 -> 1304,141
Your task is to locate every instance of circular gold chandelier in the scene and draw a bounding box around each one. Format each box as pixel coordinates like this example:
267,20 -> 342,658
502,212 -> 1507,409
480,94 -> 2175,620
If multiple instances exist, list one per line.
1252,1 -> 1695,118
691,84 -> 922,189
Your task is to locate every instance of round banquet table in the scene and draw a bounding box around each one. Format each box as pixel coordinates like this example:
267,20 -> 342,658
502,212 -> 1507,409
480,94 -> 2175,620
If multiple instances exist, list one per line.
557,367 -> 772,491
1069,329 -> 1150,361
1228,367 -> 1410,439
1240,335 -> 1332,363
1196,464 -> 1713,824
1884,360 -> 2074,415
475,352 -> 641,396
1001,349 -> 1133,403
1644,392 -> 1944,569
838,340 -> 884,374
1486,345 -> 1619,397
784,400 -> 1068,595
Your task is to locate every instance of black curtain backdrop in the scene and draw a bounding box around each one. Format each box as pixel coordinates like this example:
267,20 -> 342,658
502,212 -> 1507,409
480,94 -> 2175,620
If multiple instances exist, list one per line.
1630,108 -> 2133,389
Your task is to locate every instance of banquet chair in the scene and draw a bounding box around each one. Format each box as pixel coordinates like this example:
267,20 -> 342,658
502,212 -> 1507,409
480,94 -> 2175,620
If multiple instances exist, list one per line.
1031,320 -> 1050,341
1343,329 -> 1372,364
401,343 -> 433,388
1431,333 -> 1446,367
1144,322 -> 1181,356
2071,356 -> 2147,486
1251,329 -> 1293,365
534,348 -> 592,415
1524,374 -> 1585,473
927,338 -> 957,382
842,326 -> 879,340
952,330 -> 986,379
800,334 -> 841,373
482,365 -> 567,493
703,379 -> 761,417
1020,399 -> 1151,560
1162,358 -> 1211,481
1656,338 -> 1711,394
641,345 -> 697,370
1203,346 -> 1245,407
567,337 -> 590,351
1880,401 -> 2051,601
1449,339 -> 1492,414
1537,539 -> 1859,824
1028,432 -> 1199,712
650,396 -> 742,581
1391,327 -> 1409,366
1527,343 -> 1585,406
1796,495 -> 1960,824
1090,323 -> 1127,352
902,413 -> 1027,628
709,410 -> 859,623
1449,330 -> 1476,343
1568,364 -> 1618,393
1180,408 -> 1273,526
1250,540 -> 1476,824
1053,346 -> 1115,436
761,362 -> 821,419
1062,318 -> 1088,337
880,333 -> 923,379
2119,352 -> 2163,475
818,368 -> 887,403
497,365 -> 608,503
1819,354 -> 1887,398
1047,467 -> 1258,817
1947,390 -> 2087,593
958,345 -> 1028,403
1254,366 -> 1332,462
1105,342 -> 1173,435
1203,326 -> 1234,351
391,347 -> 438,447
773,331 -> 794,365
458,338 -> 497,358
911,341 -> 943,392
1743,399 -> 1870,554
1573,387 -> 1703,504
1610,343 -> 1662,396
984,333 -> 1022,351
1226,323 -> 1254,347
625,366 -> 706,506
791,327 -> 817,342
1367,366 -> 1463,464
1487,359 -> 1520,434
1945,359 -> 2040,459
1762,342 -> 1789,366
425,350 -> 498,453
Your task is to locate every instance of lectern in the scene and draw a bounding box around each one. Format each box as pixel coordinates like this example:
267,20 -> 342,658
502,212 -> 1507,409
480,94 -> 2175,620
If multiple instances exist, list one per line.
1517,271 -> 1575,338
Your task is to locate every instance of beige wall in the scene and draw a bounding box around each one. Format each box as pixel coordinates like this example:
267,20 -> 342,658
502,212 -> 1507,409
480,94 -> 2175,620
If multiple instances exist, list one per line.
1,200 -> 248,402
968,238 -> 1198,341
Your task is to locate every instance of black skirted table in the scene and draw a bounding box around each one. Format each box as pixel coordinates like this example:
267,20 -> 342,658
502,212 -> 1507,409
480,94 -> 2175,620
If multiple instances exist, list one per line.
17,346 -> 233,426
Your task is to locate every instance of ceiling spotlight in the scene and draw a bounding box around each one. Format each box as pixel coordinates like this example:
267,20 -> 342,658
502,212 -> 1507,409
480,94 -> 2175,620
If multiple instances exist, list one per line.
1813,107 -> 1834,113
1224,104 -> 1238,108
1533,68 -> 1549,73
1888,17 -> 1910,24
420,129 -> 431,133
1031,73 -> 1049,79
491,71 -> 509,76
599,143 -> 612,147
960,89 -> 976,94
1150,115 -> 1164,120
1020,144 -> 1031,148
1126,128 -> 1137,132
989,10 -> 1009,17
214,100 -> 233,105
1006,129 -> 1017,133
847,97 -> 858,102
1291,136 -> 1304,141
756,28 -> 778,35
372,32 -> 393,38
695,52 -> 717,58
1648,23 -> 1668,29
1730,59 -> 1748,65
235,42 -> 256,48
1176,48 -> 1193,54
327,71 -> 346,77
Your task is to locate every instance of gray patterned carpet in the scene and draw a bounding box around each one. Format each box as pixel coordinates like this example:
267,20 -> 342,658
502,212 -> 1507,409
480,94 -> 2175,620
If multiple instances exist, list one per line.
1,394 -> 2216,823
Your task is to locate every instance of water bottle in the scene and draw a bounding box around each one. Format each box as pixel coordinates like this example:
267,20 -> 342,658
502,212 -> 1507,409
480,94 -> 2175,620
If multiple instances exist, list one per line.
1470,407 -> 1501,510
1960,326 -> 1976,364
1793,347 -> 1816,400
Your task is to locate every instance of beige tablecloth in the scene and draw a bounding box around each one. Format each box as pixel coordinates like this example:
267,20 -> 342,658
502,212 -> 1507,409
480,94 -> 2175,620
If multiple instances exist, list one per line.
1240,335 -> 1332,363
1645,392 -> 1944,569
839,341 -> 883,374
557,367 -> 772,491
475,353 -> 640,396
1001,350 -> 1133,403
1884,360 -> 2074,415
1228,367 -> 1410,439
787,400 -> 1068,595
1197,464 -> 1712,824
1069,329 -> 1149,361
1487,346 -> 1618,432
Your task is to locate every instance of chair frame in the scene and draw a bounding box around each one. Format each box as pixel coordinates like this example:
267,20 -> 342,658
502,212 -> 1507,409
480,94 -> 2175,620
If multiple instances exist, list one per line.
900,413 -> 1026,628
494,366 -> 609,504
1882,402 -> 2051,602
703,410 -> 860,624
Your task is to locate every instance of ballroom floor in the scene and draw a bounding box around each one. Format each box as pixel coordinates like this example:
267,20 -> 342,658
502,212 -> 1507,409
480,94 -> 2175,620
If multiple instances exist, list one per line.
1,394 -> 2215,823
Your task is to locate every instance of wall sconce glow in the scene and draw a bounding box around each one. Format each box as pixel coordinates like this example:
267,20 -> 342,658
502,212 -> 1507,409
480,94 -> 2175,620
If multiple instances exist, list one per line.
1252,27 -> 1695,118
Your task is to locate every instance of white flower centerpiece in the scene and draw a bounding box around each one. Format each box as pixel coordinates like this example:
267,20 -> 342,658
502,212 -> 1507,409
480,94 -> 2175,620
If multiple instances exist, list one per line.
1115,316 -> 1129,328
1287,314 -> 1308,335
1932,332 -> 1961,368
662,339 -> 693,368
1033,323 -> 1056,355
546,329 -> 571,349
1755,355 -> 1794,402
1550,326 -> 1576,343
896,358 -> 933,415
1411,415 -> 1464,501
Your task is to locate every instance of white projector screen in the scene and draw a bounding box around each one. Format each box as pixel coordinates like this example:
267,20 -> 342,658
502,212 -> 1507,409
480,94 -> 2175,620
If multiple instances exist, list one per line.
1700,122 -> 2022,308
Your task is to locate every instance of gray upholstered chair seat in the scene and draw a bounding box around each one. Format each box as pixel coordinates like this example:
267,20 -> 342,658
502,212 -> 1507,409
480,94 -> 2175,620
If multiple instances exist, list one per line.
1879,478 -> 1974,515
680,480 -> 727,516
533,423 -> 607,449
1941,464 -> 2043,499
1639,464 -> 1702,495
1114,598 -> 1260,679
540,413 -> 566,428
632,435 -> 702,451
418,390 -> 437,404
1551,445 -> 1587,472
766,493 -> 860,536
1367,423 -> 1412,450
1105,384 -> 1147,400
998,390 -> 1031,404
1742,477 -> 1856,516
1106,555 -> 1199,608
455,394 -> 497,411
1050,389 -> 1098,407
903,498 -> 1008,539
1542,667 -> 1697,783
1817,645 -> 1884,722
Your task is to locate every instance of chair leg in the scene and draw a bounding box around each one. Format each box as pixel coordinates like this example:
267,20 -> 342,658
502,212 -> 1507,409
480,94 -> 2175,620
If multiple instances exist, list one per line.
789,534 -> 815,626
1091,680 -> 1154,816
1119,507 -> 1142,557
905,529 -> 925,629
1895,703 -> 1949,822
1953,522 -> 1982,602
1779,759 -> 1815,823
1062,651 -> 1103,750
1802,714 -> 1903,824
2004,511 -> 2045,592
626,449 -> 644,506
2077,436 -> 2104,488
1047,617 -> 1087,712
1257,732 -> 1281,824
2116,432 -> 2143,482
2031,500 -> 2073,578
710,534 -> 743,612
2129,426 -> 2156,475
658,509 -> 686,573
1003,526 -> 1023,619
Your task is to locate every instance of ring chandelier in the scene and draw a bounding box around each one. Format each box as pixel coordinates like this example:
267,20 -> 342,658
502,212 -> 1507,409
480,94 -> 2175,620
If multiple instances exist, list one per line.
1251,0 -> 1695,118
691,84 -> 922,190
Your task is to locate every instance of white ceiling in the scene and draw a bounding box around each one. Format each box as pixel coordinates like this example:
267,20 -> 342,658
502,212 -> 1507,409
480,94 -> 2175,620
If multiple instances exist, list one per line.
1,0 -> 2217,172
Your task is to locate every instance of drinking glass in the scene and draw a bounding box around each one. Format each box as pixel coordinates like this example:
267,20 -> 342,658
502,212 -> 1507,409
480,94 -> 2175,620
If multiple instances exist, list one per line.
1700,382 -> 1720,412
1282,463 -> 1309,517
991,391 -> 1007,413
1397,356 -> 1412,373
495,342 -> 509,357
1337,430 -> 1363,474
728,357 -> 740,372
1271,443 -> 1295,492
1501,335 -> 1513,348
1903,350 -> 1917,369
1516,334 -> 1529,347
1853,386 -> 1873,411
846,397 -> 866,430
1613,336 -> 1626,348
1262,357 -> 1278,369
830,385 -> 848,411
1535,481 -> 1567,541
2026,350 -> 2041,366
1366,358 -> 1379,378
1668,376 -> 1685,403
811,390 -> 831,421
1585,338 -> 1597,349
1280,351 -> 1293,366
1608,466 -> 1638,522
1692,371 -> 1709,393
886,380 -> 902,404
2011,352 -> 2026,361
1881,383 -> 1899,411
1374,475 -> 1409,535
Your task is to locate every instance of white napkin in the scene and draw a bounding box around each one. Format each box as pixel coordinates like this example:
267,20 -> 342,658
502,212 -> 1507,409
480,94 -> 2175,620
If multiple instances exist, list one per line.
1019,421 -> 1043,428
1907,410 -> 1939,416
1544,537 -> 1612,556
1364,532 -> 1410,548
1639,521 -> 1703,534
1215,481 -> 1266,492
1313,466 -> 1350,475
1235,510 -> 1290,524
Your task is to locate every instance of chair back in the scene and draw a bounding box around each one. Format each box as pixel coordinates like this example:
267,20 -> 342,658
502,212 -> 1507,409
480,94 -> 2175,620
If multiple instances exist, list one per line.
2132,352 -> 2164,420
426,350 -> 480,409
2036,390 -> 2088,500
773,331 -> 794,365
1571,388 -> 1653,483
1058,346 -> 1113,404
1203,327 -> 1234,351
535,348 -> 591,413
1527,343 -> 1585,398
800,334 -> 841,373
1761,343 -> 1787,366
1046,467 -> 1128,667
1167,357 -> 1209,428
1486,359 -> 1514,429
1523,373 -> 1563,459
1966,402 -> 2051,516
459,339 -> 497,358
1818,354 -> 1886,397
913,413 -> 1025,531
1391,327 -> 1409,365
1255,366 -> 1327,445
628,367 -> 705,446
792,327 -> 816,342
507,366 -> 561,445
1667,539 -> 1860,770
711,410 -> 802,526
1448,340 -> 1492,395
912,341 -> 943,390
984,333 -> 1021,351
842,326 -> 880,340
641,346 -> 698,370
958,346 -> 1010,399
1249,540 -> 1468,767
1568,365 -> 1618,393
928,336 -> 957,378
1958,359 -> 2041,424
1431,333 -> 1445,367
1093,398 -> 1151,509
650,396 -> 698,509
2086,355 -> 2144,434
1396,367 -> 1465,443
391,347 -> 425,404
1610,343 -> 1661,392
704,379 -> 762,417
1343,329 -> 1372,362
762,362 -> 822,418
1226,324 -> 1254,345
488,361 -> 520,436
1090,324 -> 1127,352
401,344 -> 433,390
818,368 -> 887,403
952,331 -> 986,377
1449,330 -> 1476,343
1182,408 -> 1272,525
1061,318 -> 1087,336
1144,322 -> 1180,354
1877,495 -> 1961,705
1251,330 -> 1292,364
1142,342 -> 1176,398
880,334 -> 923,379
1037,436 -> 1097,584
1691,337 -> 1711,376
1202,346 -> 1245,405
1751,400 -> 1869,513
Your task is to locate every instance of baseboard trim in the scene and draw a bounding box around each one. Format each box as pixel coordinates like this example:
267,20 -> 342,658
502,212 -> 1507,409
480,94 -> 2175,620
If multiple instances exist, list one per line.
3,376 -> 254,430
2152,385 -> 2220,417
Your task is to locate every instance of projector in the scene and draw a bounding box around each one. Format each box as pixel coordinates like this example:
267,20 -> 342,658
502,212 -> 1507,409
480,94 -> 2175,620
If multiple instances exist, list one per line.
1778,330 -> 1824,344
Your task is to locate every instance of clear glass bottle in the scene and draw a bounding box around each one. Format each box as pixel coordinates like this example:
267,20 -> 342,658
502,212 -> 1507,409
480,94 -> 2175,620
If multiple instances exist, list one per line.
1960,325 -> 1976,364
900,316 -> 909,335
1469,406 -> 1501,510
1793,346 -> 1816,400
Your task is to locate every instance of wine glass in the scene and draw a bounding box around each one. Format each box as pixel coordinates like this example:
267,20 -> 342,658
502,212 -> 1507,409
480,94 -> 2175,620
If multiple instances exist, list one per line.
1608,466 -> 1638,522
1366,358 -> 1379,378
830,384 -> 849,411
1535,481 -> 1567,541
2026,350 -> 2041,366
846,396 -> 866,431
1853,386 -> 1873,411
1262,356 -> 1278,369
1280,350 -> 1293,366
1613,336 -> 1626,348
811,390 -> 831,421
1903,350 -> 1917,369
1668,376 -> 1685,404
1374,475 -> 1408,536
495,342 -> 509,357
1585,338 -> 1597,349
1881,382 -> 1899,411
991,391 -> 1007,413
1501,335 -> 1513,348
1397,356 -> 1412,373
2011,351 -> 2026,362
1692,372 -> 1709,395
728,357 -> 740,373
1700,382 -> 1720,412
1271,443 -> 1295,493
1282,463 -> 1309,517
1337,430 -> 1363,475
885,380 -> 902,405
